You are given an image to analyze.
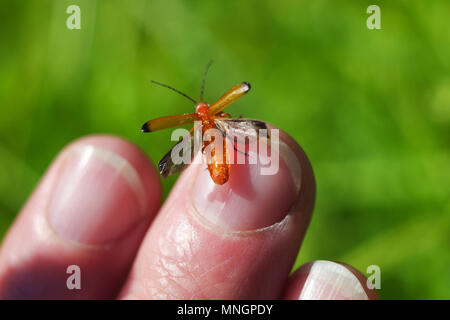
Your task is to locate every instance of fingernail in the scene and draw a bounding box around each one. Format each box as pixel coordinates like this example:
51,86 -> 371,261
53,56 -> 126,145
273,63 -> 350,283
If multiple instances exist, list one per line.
191,138 -> 301,231
48,144 -> 147,246
299,261 -> 368,300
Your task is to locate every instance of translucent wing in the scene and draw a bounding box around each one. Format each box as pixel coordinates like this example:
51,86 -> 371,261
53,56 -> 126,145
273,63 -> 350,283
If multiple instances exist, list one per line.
158,128 -> 199,178
214,118 -> 268,139
142,113 -> 198,132
214,118 -> 269,159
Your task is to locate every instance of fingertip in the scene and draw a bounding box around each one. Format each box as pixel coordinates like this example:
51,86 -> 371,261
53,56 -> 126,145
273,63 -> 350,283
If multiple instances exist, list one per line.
284,260 -> 379,300
0,134 -> 163,298
67,134 -> 163,215
189,123 -> 315,232
42,134 -> 162,246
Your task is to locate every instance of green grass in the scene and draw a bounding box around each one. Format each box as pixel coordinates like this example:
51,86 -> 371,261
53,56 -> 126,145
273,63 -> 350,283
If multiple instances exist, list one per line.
0,0 -> 449,299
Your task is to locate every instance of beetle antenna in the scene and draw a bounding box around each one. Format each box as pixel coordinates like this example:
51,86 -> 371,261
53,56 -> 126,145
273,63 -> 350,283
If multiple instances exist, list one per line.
150,80 -> 197,105
200,60 -> 214,102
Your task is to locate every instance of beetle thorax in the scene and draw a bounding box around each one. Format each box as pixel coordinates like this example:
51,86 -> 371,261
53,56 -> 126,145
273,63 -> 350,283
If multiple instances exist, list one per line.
195,102 -> 210,120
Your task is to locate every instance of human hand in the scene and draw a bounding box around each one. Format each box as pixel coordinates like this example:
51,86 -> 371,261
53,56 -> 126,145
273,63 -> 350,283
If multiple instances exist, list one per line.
0,128 -> 378,299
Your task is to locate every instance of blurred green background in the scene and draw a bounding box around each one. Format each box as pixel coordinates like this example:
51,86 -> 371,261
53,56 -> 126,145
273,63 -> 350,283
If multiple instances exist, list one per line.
0,0 -> 449,299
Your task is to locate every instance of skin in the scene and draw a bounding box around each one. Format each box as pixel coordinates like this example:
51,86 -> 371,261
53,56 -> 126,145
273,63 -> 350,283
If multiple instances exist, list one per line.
0,126 -> 378,299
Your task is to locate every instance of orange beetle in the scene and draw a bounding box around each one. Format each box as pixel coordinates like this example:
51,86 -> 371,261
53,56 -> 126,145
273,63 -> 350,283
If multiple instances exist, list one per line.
142,62 -> 267,185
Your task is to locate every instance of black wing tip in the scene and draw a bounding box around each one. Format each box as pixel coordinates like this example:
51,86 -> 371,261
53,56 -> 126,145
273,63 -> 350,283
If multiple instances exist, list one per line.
158,161 -> 169,178
141,122 -> 150,132
242,82 -> 251,92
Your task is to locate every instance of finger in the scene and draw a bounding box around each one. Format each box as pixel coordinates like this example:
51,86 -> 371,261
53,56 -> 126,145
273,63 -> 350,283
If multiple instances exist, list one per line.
283,260 -> 379,300
0,135 -> 162,299
119,125 -> 316,299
